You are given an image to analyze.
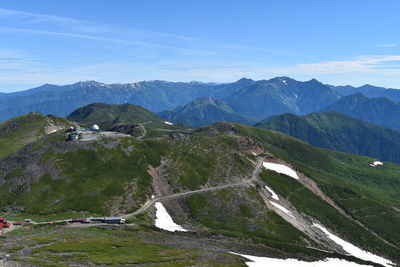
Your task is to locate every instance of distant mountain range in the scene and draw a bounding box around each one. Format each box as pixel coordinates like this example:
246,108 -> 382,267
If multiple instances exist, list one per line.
223,77 -> 340,119
0,77 -> 342,122
330,84 -> 400,102
159,97 -> 256,127
1,77 -> 400,133
256,111 -> 400,163
321,93 -> 400,130
0,80 -> 236,122
158,77 -> 347,127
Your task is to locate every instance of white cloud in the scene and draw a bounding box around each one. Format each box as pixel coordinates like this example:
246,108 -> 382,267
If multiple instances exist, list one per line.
376,44 -> 396,47
263,55 -> 400,75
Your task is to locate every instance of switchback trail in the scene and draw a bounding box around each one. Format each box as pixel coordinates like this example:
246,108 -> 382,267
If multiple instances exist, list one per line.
137,121 -> 152,139
122,158 -> 264,219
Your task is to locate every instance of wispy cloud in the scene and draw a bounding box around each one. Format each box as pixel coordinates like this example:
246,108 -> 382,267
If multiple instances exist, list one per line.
265,55 -> 400,75
0,8 -> 310,58
0,27 -> 216,54
376,44 -> 396,47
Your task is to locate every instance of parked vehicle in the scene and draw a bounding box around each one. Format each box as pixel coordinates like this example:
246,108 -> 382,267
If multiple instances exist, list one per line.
82,218 -> 91,224
104,217 -> 126,224
70,218 -> 86,223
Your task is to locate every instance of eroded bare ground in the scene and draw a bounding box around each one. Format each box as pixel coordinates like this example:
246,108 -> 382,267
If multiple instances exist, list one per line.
149,159 -> 174,198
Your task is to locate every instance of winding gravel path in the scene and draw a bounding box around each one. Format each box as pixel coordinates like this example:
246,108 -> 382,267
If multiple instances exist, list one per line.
122,158 -> 264,219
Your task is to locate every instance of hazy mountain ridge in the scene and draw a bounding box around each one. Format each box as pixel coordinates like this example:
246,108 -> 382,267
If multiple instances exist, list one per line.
0,77 -> 342,123
330,84 -> 400,102
321,93 -> 400,130
0,80 -> 222,122
224,77 -> 341,119
256,111 -> 400,163
159,97 -> 257,127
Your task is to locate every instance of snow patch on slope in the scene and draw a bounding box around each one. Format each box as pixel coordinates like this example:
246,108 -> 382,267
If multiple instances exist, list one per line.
265,185 -> 279,200
370,160 -> 383,167
230,252 -> 373,267
164,121 -> 173,125
263,162 -> 299,179
154,202 -> 187,232
313,223 -> 393,267
270,201 -> 295,219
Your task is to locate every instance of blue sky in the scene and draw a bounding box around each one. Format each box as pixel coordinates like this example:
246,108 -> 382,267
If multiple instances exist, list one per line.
1,0 -> 400,92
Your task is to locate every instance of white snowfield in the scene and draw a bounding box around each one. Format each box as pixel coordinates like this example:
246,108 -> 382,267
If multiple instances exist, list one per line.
313,223 -> 394,267
370,160 -> 383,167
230,252 -> 373,267
263,162 -> 299,179
270,201 -> 295,219
154,202 -> 187,232
164,121 -> 173,125
265,185 -> 279,200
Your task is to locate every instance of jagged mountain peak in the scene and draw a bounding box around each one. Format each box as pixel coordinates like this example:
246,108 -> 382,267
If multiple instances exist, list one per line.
235,77 -> 254,83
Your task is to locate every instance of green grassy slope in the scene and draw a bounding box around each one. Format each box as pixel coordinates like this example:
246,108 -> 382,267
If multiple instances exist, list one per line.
0,112 -> 71,160
233,123 -> 400,251
0,225 -> 248,266
0,134 -> 168,215
255,111 -> 400,163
